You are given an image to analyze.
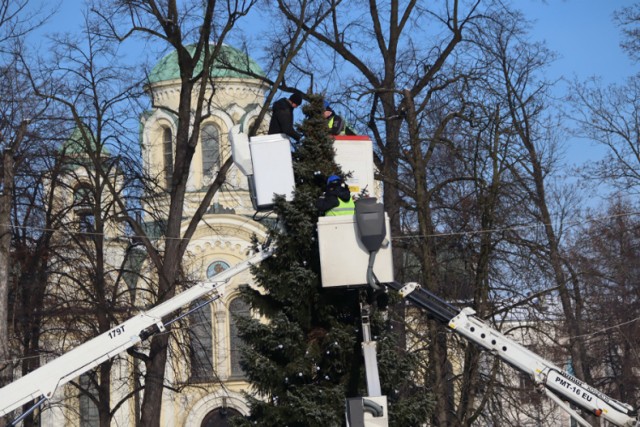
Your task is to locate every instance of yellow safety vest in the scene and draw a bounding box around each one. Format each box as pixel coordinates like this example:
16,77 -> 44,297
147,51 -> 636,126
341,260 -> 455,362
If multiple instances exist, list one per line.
326,198 -> 355,216
328,116 -> 346,135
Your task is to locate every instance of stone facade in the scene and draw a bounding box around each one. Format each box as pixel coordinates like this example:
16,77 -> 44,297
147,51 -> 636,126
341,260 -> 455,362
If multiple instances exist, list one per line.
40,45 -> 272,427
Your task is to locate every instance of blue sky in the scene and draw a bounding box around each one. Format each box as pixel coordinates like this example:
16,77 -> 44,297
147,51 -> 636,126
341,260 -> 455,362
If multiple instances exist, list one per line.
30,1 -> 636,88
513,0 -> 637,184
521,0 -> 636,84
27,1 -> 637,177
34,1 -> 636,81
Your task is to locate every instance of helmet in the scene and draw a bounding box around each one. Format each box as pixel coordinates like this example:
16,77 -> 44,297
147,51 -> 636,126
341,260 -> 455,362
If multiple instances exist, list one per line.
327,175 -> 341,185
324,100 -> 331,110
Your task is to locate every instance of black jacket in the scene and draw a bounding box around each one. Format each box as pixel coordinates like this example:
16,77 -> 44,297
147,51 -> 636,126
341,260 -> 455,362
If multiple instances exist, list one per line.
316,181 -> 352,214
327,110 -> 356,136
327,111 -> 345,135
268,98 -> 301,141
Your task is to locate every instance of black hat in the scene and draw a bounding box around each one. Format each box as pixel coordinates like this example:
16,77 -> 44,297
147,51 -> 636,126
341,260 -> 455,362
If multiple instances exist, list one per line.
289,92 -> 303,106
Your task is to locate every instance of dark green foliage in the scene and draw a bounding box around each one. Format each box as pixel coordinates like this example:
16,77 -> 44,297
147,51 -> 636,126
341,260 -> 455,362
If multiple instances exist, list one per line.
292,95 -> 342,189
234,94 -> 433,426
234,94 -> 360,426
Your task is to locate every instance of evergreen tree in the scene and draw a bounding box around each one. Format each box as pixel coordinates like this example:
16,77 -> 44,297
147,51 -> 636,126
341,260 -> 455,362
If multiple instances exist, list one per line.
235,94 -> 433,426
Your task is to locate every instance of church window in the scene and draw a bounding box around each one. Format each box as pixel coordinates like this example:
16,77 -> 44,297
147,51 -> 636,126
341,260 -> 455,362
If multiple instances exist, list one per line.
188,260 -> 230,382
163,127 -> 173,189
188,301 -> 214,382
79,373 -> 99,427
206,260 -> 230,278
74,184 -> 95,233
201,124 -> 220,177
200,407 -> 242,427
229,297 -> 250,378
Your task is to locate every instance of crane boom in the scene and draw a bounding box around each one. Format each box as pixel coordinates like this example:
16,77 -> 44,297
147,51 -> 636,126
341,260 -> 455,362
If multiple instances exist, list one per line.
0,246 -> 273,419
386,281 -> 639,427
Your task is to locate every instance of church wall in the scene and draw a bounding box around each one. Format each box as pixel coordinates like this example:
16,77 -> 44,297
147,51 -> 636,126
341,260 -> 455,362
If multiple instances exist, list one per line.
34,48 -> 273,427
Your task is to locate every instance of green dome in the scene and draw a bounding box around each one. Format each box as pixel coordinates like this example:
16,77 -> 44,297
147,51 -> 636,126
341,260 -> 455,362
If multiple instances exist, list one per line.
148,44 -> 265,84
62,125 -> 109,156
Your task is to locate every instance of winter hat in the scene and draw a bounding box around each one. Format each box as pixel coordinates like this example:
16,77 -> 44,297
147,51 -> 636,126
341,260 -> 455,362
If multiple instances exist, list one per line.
289,92 -> 303,105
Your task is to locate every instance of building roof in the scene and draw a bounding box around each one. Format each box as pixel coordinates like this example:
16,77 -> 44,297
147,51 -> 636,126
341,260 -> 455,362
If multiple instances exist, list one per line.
148,44 -> 265,84
61,125 -> 109,156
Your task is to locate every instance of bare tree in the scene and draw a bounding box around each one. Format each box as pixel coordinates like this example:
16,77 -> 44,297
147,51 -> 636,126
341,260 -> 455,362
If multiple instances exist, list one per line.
11,8 -> 147,422
569,199 -> 640,406
388,8 -> 547,423
272,2 -> 494,423
0,0 -> 49,50
0,0 -> 51,398
0,65 -> 71,426
569,4 -> 640,196
614,3 -> 640,63
0,117 -> 28,383
570,75 -> 640,196
476,8 -> 608,425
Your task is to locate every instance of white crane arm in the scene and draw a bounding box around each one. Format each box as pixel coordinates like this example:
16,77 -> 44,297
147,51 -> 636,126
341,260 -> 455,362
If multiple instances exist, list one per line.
0,247 -> 272,418
387,281 -> 639,427
449,308 -> 637,427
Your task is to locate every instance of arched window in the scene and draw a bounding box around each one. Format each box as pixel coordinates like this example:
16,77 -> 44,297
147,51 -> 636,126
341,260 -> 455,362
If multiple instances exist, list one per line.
163,127 -> 173,189
188,300 -> 214,382
74,184 -> 94,208
79,374 -> 99,427
74,184 -> 95,233
206,260 -> 230,278
229,297 -> 250,378
188,260 -> 230,382
201,124 -> 220,177
201,407 -> 243,427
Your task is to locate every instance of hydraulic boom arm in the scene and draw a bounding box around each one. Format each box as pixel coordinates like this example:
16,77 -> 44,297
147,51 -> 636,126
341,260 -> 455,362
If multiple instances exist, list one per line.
0,246 -> 273,421
386,281 -> 639,427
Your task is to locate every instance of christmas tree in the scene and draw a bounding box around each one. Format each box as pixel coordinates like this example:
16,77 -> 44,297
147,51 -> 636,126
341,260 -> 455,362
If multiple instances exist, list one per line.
235,94 -> 433,426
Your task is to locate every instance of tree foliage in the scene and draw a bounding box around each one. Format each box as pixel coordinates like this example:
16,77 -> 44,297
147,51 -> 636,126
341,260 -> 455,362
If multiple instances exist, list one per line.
236,95 -> 433,425
235,94 -> 358,426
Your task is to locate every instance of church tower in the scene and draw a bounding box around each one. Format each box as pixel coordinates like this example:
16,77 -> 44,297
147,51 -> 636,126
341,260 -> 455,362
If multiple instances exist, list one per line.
141,44 -> 271,425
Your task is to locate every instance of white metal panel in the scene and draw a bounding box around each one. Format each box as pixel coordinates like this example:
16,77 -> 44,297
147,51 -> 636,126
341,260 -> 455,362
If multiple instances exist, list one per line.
333,136 -> 376,198
250,134 -> 295,209
363,396 -> 388,427
228,125 -> 253,176
317,214 -> 393,288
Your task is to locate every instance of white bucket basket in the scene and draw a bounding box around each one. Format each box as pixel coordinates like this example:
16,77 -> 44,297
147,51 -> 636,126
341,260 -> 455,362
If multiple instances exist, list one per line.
317,213 -> 394,288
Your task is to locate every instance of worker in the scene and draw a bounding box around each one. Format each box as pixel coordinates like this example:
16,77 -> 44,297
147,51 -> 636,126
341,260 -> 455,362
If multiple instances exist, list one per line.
316,175 -> 355,216
268,91 -> 303,142
323,101 -> 356,136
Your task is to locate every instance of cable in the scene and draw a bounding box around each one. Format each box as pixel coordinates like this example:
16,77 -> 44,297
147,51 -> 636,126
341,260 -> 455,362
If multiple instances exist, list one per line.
567,316 -> 640,341
1,205 -> 639,245
391,210 -> 640,241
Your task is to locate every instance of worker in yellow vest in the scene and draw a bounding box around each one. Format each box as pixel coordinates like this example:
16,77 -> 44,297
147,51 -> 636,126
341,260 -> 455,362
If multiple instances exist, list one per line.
316,175 -> 355,216
323,101 -> 356,136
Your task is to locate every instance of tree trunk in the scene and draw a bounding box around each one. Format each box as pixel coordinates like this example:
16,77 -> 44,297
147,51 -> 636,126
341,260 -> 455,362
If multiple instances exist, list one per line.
139,333 -> 170,425
0,148 -> 13,427
511,102 -> 597,423
0,148 -> 13,384
99,362 -> 112,427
